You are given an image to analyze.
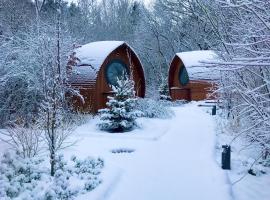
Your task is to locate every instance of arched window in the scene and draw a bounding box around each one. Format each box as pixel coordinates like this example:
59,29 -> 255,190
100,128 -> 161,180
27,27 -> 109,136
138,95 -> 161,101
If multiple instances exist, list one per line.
179,65 -> 189,86
105,60 -> 129,86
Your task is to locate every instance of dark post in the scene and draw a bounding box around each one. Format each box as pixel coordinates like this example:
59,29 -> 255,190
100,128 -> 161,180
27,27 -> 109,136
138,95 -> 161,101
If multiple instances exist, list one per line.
221,145 -> 231,170
212,105 -> 217,115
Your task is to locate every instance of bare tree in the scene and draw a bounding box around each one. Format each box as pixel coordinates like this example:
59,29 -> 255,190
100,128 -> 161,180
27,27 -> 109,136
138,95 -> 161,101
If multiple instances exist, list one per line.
208,0 -> 270,161
0,123 -> 42,158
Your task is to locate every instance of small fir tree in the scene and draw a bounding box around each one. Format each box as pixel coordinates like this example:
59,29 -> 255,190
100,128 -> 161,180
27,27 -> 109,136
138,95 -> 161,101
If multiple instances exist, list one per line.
159,77 -> 171,100
98,76 -> 141,132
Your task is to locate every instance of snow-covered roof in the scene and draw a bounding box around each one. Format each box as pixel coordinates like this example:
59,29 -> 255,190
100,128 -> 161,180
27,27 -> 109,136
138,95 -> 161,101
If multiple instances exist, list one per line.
69,65 -> 97,85
176,50 -> 220,80
69,41 -> 125,84
75,41 -> 125,68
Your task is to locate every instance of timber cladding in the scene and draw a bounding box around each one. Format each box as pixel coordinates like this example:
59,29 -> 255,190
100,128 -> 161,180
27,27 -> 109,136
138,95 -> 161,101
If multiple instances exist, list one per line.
67,41 -> 145,113
169,53 -> 217,101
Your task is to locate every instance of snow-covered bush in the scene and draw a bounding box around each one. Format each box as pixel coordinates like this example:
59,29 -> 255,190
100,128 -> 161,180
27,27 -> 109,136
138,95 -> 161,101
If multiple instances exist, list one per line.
0,152 -> 44,199
0,72 -> 43,128
44,155 -> 104,199
0,152 -> 104,199
44,155 -> 78,200
98,77 -> 142,132
136,98 -> 174,119
66,112 -> 93,127
72,156 -> 104,191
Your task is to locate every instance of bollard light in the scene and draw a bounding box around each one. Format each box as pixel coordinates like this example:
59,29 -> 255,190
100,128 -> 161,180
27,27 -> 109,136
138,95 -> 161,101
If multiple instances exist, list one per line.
221,145 -> 231,170
212,105 -> 217,115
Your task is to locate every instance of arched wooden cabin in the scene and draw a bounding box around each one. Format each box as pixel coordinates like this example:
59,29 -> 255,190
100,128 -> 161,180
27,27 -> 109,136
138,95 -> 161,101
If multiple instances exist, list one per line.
168,50 -> 219,101
67,41 -> 145,112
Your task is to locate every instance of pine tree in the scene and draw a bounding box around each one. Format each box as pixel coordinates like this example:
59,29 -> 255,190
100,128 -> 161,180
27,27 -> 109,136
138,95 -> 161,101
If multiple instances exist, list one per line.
159,77 -> 171,100
98,77 -> 141,132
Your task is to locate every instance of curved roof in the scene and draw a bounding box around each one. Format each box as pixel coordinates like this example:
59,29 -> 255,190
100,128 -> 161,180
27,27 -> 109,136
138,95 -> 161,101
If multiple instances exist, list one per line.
68,41 -> 126,84
75,41 -> 125,68
175,50 -> 220,80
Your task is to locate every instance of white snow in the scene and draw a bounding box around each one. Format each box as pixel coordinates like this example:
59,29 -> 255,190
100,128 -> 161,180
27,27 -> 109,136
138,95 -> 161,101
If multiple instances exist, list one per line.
69,41 -> 125,85
69,65 -> 98,84
69,40 -> 144,84
69,41 -> 125,83
176,50 -> 220,80
63,103 -> 232,200
1,103 -> 269,200
75,41 -> 124,68
216,121 -> 270,200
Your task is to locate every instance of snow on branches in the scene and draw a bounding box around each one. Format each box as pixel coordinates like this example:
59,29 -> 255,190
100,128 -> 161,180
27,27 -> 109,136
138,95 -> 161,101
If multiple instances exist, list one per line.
212,0 -> 270,161
98,76 -> 142,132
0,152 -> 104,200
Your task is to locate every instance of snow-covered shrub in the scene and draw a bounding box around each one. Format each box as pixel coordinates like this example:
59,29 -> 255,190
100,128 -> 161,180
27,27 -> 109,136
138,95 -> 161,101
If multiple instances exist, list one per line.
0,74 -> 43,128
111,148 -> 135,154
44,155 -> 79,200
98,77 -> 142,132
0,152 -> 44,199
66,112 -> 93,127
136,98 -> 174,119
72,156 -> 104,176
71,155 -> 104,191
160,99 -> 187,107
0,124 -> 42,158
0,152 -> 104,199
43,155 -> 104,199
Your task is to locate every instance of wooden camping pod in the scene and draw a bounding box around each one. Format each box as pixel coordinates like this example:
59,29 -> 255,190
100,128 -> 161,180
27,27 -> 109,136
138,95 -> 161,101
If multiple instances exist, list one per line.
168,51 -> 218,101
67,41 -> 145,113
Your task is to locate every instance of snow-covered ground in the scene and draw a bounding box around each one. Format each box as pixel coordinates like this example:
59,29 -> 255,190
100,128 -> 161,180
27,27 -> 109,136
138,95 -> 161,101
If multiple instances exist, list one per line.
1,102 -> 269,200
216,121 -> 270,200
64,103 -> 232,200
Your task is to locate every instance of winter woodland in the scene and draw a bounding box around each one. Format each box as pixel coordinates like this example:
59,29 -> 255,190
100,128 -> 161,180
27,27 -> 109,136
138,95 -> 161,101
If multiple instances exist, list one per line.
0,0 -> 269,199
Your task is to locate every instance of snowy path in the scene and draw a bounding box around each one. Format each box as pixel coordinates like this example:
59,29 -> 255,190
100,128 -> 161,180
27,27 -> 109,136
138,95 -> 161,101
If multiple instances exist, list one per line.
65,103 -> 232,200
107,104 -> 232,200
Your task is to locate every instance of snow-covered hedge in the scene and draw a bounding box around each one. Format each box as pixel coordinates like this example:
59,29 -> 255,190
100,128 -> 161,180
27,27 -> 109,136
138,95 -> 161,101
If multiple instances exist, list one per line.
136,98 -> 174,119
0,152 -> 104,200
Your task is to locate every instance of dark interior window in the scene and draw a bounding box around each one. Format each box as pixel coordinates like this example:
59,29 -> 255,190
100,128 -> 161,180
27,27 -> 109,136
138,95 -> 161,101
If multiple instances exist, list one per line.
105,60 -> 129,86
179,65 -> 189,86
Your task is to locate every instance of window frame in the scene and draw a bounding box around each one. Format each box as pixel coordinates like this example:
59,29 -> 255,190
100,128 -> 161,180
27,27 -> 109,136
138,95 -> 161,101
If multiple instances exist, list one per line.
105,59 -> 130,86
178,65 -> 190,86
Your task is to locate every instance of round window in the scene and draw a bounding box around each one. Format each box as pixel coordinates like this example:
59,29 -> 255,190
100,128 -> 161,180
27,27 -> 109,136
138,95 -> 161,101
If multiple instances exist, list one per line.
179,66 -> 189,86
105,60 -> 129,86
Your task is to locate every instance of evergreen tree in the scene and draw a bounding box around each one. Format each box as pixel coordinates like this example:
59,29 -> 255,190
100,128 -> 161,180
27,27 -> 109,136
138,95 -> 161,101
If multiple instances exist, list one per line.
159,77 -> 171,100
98,77 -> 141,133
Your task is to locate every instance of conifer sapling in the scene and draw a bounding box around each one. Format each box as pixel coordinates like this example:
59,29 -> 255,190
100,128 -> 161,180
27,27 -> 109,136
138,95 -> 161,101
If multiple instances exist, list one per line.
98,76 -> 141,132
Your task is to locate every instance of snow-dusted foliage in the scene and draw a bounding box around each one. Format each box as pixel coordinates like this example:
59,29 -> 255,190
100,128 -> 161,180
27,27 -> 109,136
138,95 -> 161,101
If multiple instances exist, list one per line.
0,124 -> 42,158
71,155 -> 104,191
98,77 -> 141,132
0,152 -> 44,199
136,98 -> 174,119
205,0 -> 270,163
158,77 -> 171,101
43,155 -> 78,200
0,152 -> 104,200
